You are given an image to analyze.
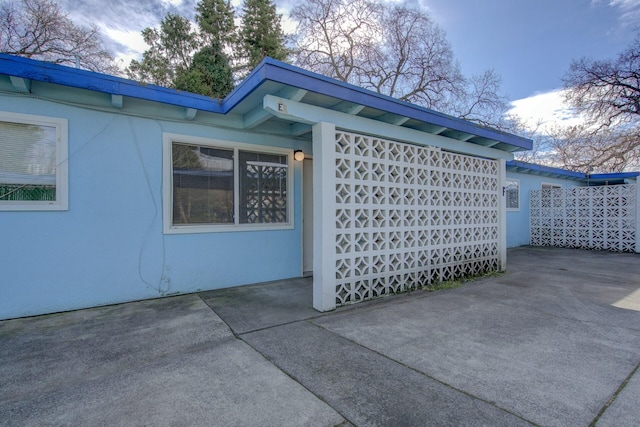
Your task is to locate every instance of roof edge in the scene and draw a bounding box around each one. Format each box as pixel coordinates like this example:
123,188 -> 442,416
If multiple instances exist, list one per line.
0,54 -> 224,112
246,58 -> 533,151
590,172 -> 639,180
507,160 -> 585,179
0,54 -> 532,152
507,160 -> 639,182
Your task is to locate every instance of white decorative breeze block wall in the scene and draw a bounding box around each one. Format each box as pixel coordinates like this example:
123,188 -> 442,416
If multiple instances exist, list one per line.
332,131 -> 500,306
530,185 -> 637,253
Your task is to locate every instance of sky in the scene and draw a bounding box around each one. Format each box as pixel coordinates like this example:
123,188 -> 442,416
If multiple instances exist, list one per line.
421,0 -> 640,131
57,0 -> 640,133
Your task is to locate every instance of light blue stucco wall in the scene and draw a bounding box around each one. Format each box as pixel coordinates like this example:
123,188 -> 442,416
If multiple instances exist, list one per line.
506,171 -> 582,248
0,95 -> 309,320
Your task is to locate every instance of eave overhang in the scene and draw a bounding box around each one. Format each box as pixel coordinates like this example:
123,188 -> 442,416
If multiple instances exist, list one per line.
507,160 -> 639,185
0,54 -> 532,154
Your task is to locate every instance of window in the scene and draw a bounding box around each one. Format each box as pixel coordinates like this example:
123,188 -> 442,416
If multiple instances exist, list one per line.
0,112 -> 68,211
505,178 -> 519,210
172,144 -> 234,225
163,133 -> 292,233
541,183 -> 561,190
238,150 -> 289,224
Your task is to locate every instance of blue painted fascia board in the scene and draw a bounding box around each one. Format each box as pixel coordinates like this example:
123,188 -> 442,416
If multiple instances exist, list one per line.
507,160 -> 639,183
589,172 -> 639,180
0,54 -> 532,151
222,59 -> 271,110
507,160 -> 585,179
236,58 -> 533,151
0,54 -> 224,113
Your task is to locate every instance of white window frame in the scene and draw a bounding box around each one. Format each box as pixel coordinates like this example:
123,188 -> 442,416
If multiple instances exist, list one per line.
0,111 -> 68,211
505,178 -> 520,211
541,182 -> 561,190
163,133 -> 294,234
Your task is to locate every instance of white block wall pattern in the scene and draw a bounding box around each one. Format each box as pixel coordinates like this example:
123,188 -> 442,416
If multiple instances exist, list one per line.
530,185 -> 637,253
323,130 -> 501,307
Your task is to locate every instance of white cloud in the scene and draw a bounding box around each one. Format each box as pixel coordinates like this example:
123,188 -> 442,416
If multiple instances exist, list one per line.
277,4 -> 297,35
101,27 -> 149,69
606,0 -> 640,8
507,90 -> 586,134
595,0 -> 640,24
103,28 -> 149,55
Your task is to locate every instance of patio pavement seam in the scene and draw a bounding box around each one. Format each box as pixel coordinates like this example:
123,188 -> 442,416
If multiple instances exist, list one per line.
224,303 -> 541,427
589,361 -> 640,427
199,289 -> 536,427
3,247 -> 638,426
196,294 -> 357,426
305,319 -> 540,427
198,275 -> 637,426
237,330 -> 358,427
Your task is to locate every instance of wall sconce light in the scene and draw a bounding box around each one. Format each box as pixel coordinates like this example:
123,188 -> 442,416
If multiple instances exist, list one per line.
294,150 -> 305,161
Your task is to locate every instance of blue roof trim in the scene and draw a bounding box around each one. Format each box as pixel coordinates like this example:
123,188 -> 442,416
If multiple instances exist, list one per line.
0,54 -> 224,112
0,54 -> 532,150
507,160 -> 584,179
239,58 -> 533,150
222,60 -> 270,109
590,172 -> 639,180
507,160 -> 639,182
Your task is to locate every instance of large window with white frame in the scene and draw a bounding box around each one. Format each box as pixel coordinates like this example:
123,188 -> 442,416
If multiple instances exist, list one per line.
0,112 -> 68,211
163,133 -> 293,233
505,178 -> 519,211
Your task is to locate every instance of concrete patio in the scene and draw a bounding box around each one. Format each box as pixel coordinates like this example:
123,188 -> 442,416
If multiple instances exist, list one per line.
1,246 -> 639,426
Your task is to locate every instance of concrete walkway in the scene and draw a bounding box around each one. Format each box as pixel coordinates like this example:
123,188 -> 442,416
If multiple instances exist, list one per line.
1,247 -> 639,426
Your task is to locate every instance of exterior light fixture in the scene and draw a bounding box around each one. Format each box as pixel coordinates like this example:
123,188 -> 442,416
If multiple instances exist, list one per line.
294,150 -> 305,161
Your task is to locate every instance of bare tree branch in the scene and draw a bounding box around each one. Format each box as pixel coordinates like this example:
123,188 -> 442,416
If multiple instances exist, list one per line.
556,29 -> 640,171
0,0 -> 118,73
289,0 -> 508,127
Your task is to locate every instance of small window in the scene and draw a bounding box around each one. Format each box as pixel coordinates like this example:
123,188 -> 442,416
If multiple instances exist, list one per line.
541,183 -> 561,190
238,151 -> 288,224
0,112 -> 68,211
505,178 -> 519,210
164,134 -> 292,233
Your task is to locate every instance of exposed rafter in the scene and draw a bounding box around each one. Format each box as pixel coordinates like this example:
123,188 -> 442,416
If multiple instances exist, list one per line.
264,95 -> 514,160
278,87 -> 308,102
291,122 -> 312,136
0,54 -> 533,153
472,138 -> 499,148
332,101 -> 365,115
111,94 -> 123,109
243,105 -> 270,128
185,108 -> 197,120
376,113 -> 410,126
9,76 -> 30,93
243,87 -> 309,129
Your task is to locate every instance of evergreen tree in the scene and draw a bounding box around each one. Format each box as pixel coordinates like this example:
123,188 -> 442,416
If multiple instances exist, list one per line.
178,0 -> 236,97
196,0 -> 236,49
126,13 -> 198,87
240,0 -> 288,72
175,43 -> 234,98
128,0 -> 291,97
127,0 -> 236,98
